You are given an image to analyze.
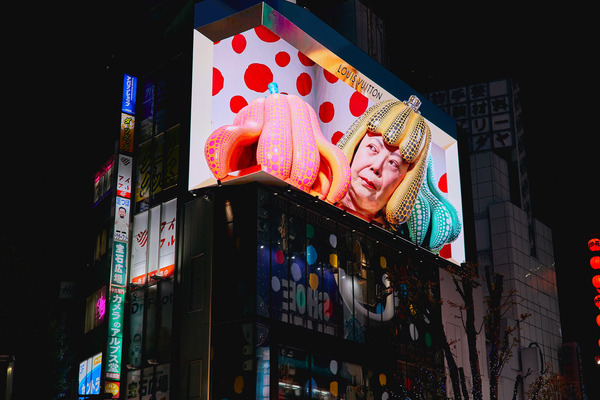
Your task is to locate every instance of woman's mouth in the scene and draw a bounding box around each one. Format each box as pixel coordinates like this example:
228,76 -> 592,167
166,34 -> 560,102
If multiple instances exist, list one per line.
360,176 -> 376,190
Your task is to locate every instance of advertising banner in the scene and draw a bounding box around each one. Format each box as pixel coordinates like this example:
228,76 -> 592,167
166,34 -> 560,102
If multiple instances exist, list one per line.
131,211 -> 149,284
131,199 -> 177,283
158,199 -> 177,278
111,242 -> 128,286
117,155 -> 133,198
114,196 -> 130,242
78,353 -> 102,397
106,288 -> 125,380
122,73 -> 137,115
120,113 -> 135,153
147,205 -> 161,278
190,2 -> 464,263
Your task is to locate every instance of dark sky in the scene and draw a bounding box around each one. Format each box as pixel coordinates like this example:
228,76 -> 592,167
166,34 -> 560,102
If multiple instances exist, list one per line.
4,0 -> 599,396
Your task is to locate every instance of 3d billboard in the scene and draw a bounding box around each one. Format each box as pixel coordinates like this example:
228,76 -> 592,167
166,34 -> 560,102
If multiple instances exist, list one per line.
189,1 -> 464,263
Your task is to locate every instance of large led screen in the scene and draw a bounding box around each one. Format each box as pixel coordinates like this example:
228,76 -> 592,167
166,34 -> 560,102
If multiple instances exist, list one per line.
190,2 -> 464,263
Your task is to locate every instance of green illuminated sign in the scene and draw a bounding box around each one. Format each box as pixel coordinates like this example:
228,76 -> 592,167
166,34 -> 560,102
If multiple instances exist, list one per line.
105,288 -> 125,380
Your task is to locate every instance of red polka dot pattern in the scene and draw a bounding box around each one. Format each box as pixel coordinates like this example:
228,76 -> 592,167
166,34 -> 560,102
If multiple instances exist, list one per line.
319,102 -> 334,123
323,69 -> 338,83
255,25 -> 281,42
212,27 -> 375,142
232,34 -> 246,54
296,73 -> 312,96
244,63 -> 273,93
298,51 -> 315,67
438,173 -> 448,193
275,51 -> 290,67
349,91 -> 369,117
230,95 -> 248,114
331,131 -> 344,145
439,244 -> 452,259
212,67 -> 224,96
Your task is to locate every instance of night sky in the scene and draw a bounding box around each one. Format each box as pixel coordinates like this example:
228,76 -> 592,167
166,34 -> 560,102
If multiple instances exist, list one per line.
4,0 -> 599,397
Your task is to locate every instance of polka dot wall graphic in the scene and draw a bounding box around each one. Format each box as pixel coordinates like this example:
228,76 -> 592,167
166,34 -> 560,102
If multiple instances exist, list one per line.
274,250 -> 285,264
211,26 -> 374,145
291,263 -> 302,281
329,234 -> 337,248
271,276 -> 281,292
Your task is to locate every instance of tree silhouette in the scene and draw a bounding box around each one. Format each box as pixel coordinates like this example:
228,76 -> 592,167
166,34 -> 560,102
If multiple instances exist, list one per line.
387,260 -> 531,400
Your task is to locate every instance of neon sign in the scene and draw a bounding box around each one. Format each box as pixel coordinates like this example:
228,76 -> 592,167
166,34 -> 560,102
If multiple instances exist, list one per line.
122,74 -> 137,115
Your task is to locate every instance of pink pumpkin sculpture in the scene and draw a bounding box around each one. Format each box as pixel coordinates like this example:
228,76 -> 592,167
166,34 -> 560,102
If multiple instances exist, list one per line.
204,83 -> 351,204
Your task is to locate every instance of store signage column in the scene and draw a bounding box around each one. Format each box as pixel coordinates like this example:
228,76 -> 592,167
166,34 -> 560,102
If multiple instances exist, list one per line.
104,73 -> 137,399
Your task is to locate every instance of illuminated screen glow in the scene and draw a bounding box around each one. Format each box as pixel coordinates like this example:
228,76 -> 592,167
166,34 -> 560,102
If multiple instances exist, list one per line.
190,2 -> 464,264
78,353 -> 102,397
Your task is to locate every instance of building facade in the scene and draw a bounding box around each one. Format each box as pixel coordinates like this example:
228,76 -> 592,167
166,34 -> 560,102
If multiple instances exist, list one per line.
427,79 -> 563,399
75,1 -> 467,399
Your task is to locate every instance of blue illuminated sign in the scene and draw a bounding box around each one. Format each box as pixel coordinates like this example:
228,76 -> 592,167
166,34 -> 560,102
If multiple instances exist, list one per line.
122,74 -> 137,115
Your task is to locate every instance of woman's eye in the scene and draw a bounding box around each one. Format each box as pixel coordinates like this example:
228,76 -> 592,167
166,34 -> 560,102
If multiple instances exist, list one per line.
389,160 -> 400,170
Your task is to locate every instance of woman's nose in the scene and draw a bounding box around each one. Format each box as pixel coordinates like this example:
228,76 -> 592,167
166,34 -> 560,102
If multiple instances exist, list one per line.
370,155 -> 385,175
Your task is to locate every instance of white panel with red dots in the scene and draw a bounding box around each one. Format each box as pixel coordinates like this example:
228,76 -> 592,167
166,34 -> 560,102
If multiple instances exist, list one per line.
211,26 -> 371,146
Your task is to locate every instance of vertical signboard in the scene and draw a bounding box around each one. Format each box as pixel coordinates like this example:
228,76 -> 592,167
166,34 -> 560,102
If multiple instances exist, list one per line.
111,242 -> 128,286
106,287 -> 125,380
104,73 -> 138,397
